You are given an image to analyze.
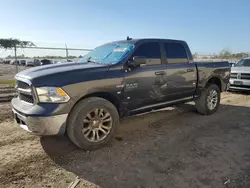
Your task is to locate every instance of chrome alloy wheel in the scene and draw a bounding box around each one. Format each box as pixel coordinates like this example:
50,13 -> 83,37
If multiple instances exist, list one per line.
207,89 -> 218,110
82,108 -> 112,142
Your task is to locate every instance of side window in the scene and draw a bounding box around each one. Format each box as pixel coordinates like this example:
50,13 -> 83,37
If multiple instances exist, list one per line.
164,43 -> 188,64
132,42 -> 161,65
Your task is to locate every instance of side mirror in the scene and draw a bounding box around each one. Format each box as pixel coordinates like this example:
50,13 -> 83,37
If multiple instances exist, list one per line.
128,56 -> 146,66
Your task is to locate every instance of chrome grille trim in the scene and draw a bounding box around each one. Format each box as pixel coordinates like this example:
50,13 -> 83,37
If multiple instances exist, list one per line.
230,73 -> 237,79
17,88 -> 32,94
230,73 -> 250,80
15,76 -> 35,104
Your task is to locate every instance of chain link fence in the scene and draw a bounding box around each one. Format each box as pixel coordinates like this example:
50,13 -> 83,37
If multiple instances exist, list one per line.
1,45 -> 250,86
0,45 -> 92,89
0,46 -> 91,62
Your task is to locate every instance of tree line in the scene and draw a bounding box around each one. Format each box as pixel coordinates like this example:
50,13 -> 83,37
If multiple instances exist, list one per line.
193,49 -> 249,59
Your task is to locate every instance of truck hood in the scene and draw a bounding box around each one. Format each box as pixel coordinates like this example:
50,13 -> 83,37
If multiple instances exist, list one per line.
231,67 -> 250,73
15,62 -> 109,87
16,62 -> 107,80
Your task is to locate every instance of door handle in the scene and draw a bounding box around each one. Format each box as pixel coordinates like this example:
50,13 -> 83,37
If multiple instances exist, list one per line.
187,69 -> 194,72
155,71 -> 166,75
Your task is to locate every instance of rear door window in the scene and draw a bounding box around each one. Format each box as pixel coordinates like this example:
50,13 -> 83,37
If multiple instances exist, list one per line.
164,43 -> 188,64
132,42 -> 161,65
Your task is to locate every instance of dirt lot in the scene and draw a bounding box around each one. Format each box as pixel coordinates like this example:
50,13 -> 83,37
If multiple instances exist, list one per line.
0,92 -> 250,188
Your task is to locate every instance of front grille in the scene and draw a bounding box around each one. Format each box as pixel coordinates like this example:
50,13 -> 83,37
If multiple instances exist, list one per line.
241,73 -> 250,80
230,73 -> 237,79
19,93 -> 34,103
230,73 -> 250,80
16,80 -> 30,89
16,79 -> 35,104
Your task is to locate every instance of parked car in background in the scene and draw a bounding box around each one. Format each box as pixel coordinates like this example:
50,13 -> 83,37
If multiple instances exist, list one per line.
10,60 -> 19,65
3,60 -> 10,64
229,57 -> 250,91
34,59 -> 41,66
26,60 -> 33,66
40,59 -> 52,66
20,60 -> 26,66
12,38 -> 230,150
26,59 -> 40,67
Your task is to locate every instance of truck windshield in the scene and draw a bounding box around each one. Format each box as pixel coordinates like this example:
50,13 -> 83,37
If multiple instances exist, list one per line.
78,43 -> 134,65
235,59 -> 250,67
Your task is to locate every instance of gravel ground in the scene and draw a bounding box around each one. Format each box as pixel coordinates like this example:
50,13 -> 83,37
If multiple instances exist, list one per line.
0,92 -> 250,188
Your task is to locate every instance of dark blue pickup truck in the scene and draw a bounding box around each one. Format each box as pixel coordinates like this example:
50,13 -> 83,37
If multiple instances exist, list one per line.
12,38 -> 230,150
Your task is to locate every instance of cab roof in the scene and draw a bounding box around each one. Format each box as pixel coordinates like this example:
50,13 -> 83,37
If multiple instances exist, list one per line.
108,38 -> 186,45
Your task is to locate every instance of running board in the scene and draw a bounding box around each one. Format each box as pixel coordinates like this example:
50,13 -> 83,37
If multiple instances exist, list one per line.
130,96 -> 194,115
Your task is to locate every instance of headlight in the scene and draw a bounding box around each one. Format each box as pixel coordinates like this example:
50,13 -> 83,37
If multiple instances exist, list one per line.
36,87 -> 70,103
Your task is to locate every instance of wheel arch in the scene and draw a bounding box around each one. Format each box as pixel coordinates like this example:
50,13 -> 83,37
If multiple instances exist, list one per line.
70,91 -> 121,115
206,76 -> 222,91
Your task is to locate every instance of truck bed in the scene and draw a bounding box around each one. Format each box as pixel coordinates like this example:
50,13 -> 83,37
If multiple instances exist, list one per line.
195,61 -> 230,92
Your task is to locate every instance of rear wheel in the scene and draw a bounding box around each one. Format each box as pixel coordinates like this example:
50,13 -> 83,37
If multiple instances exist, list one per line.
195,84 -> 220,115
67,97 -> 119,150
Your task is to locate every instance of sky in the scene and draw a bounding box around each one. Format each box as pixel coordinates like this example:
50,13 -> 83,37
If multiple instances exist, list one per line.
0,0 -> 250,57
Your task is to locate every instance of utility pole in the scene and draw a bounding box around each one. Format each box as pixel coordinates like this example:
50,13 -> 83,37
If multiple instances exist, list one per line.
65,44 -> 69,61
14,45 -> 18,73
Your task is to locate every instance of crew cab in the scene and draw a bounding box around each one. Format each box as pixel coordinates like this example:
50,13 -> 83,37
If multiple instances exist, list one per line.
12,38 -> 230,150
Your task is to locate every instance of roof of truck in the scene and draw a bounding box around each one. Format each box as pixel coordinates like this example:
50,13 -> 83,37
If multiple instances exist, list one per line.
108,38 -> 186,45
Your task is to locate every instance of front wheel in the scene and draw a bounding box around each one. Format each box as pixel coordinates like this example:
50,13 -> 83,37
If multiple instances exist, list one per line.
67,97 -> 119,150
195,84 -> 221,115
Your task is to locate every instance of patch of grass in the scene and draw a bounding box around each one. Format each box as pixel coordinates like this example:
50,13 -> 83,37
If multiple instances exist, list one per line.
0,80 -> 15,88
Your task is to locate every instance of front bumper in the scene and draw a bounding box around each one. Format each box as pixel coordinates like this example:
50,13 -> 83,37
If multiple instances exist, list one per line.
229,79 -> 250,91
11,97 -> 73,135
12,108 -> 68,135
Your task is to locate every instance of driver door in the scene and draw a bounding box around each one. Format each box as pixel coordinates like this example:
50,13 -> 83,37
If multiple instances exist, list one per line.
123,41 -> 168,111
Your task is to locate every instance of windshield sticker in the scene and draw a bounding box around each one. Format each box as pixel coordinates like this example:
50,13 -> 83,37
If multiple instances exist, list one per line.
113,48 -> 127,52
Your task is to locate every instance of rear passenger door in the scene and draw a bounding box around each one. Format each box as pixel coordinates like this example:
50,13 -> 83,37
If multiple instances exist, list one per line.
163,42 -> 197,100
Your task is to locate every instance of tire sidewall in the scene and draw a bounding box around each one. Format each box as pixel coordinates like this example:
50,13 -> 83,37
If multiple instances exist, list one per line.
205,85 -> 221,115
70,98 -> 119,150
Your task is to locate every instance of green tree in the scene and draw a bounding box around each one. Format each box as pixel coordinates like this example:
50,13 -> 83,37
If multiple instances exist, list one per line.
219,49 -> 232,58
0,38 -> 34,49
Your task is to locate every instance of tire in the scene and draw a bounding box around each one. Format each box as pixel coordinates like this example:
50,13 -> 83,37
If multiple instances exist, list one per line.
67,97 -> 119,150
195,84 -> 221,115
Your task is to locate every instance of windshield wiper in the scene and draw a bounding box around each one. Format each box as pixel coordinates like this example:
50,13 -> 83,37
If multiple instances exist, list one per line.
85,57 -> 101,64
87,59 -> 97,63
79,57 -> 105,64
